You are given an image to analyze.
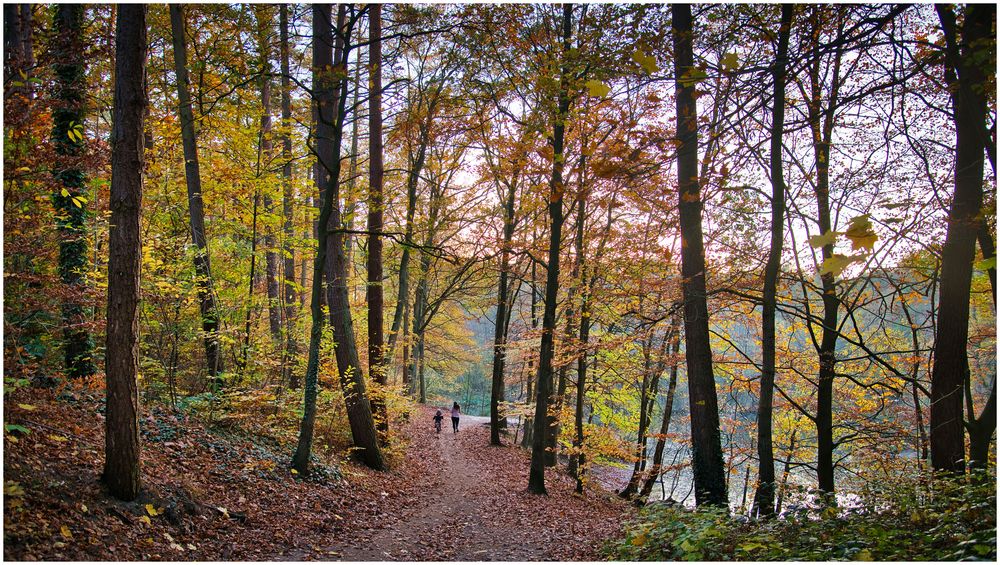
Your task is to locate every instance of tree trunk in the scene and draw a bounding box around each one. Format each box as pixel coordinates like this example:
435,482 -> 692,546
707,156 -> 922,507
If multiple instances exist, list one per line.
291,5 -> 335,474
775,429 -> 796,515
623,330 -> 670,499
639,320 -> 681,500
805,6 -> 844,496
51,4 -> 97,379
103,4 -> 146,501
753,3 -> 792,519
490,177 -> 519,445
170,4 -> 223,380
5,4 -> 34,103
672,3 -> 728,508
367,4 -> 388,439
252,6 -> 281,345
930,3 -> 993,474
322,6 -> 386,471
521,254 -> 539,449
528,3 -> 572,496
239,188 -> 261,375
279,3 -> 297,387
387,119 -> 432,365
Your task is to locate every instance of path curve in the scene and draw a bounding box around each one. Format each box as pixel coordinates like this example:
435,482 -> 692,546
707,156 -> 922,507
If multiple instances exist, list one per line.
322,410 -> 624,561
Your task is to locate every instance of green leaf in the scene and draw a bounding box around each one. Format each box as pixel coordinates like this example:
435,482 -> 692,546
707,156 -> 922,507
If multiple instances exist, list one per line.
631,49 -> 658,74
4,424 -> 30,435
719,52 -> 739,72
586,79 -> 610,98
975,256 -> 996,271
808,231 -> 839,249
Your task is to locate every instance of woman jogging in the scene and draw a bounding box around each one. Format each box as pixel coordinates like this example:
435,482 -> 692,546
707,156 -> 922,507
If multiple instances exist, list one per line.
451,402 -> 461,433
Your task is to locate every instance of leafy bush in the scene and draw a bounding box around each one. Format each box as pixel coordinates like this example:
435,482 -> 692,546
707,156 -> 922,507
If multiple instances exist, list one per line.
606,473 -> 996,561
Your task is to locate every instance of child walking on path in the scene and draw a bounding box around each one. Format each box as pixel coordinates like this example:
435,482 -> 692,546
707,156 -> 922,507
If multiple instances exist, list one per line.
451,402 -> 461,433
433,410 -> 444,434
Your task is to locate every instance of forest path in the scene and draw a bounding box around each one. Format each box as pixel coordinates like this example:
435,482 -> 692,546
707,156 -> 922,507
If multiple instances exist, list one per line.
321,409 -> 623,561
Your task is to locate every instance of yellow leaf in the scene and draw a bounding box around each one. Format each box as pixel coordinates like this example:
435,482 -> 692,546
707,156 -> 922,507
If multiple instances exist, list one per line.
60,525 -> 73,539
140,515 -> 152,526
720,52 -> 739,72
290,469 -> 298,475
217,506 -> 230,519
681,191 -> 701,203
818,254 -> 861,278
80,504 -> 88,513
17,404 -> 35,411
145,503 -> 160,516
855,549 -> 873,561
49,434 -> 68,443
808,231 -> 839,248
843,215 -> 877,251
632,531 -> 648,546
631,50 -> 658,74
60,188 -> 70,198
585,79 -> 610,98
679,66 -> 708,87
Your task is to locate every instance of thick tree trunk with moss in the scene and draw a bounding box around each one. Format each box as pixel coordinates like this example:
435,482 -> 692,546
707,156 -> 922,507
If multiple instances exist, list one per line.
51,4 -> 96,379
103,4 -> 146,501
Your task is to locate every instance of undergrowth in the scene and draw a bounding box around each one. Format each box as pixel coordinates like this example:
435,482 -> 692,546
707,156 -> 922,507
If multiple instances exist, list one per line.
606,473 -> 996,561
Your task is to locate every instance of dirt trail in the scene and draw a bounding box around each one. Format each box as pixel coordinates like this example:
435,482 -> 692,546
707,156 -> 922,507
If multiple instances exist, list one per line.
323,411 -> 623,561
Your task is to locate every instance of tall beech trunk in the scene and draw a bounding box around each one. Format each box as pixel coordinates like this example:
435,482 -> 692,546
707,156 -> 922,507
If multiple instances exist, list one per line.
490,176 -> 519,445
326,6 -> 385,471
639,321 -> 681,501
240,189 -> 262,374
672,4 -> 728,507
279,3 -> 297,386
409,178 -> 443,403
387,117 -> 432,366
294,5 -> 384,473
754,3 -> 792,518
104,4 -> 146,501
253,6 -> 281,344
528,3 -> 573,496
805,6 -> 844,495
568,191 -> 590,487
344,55 -> 362,286
367,4 -> 388,438
931,3 -> 993,474
51,4 -> 96,379
170,4 -> 222,380
521,258 -> 539,449
547,198 -> 585,465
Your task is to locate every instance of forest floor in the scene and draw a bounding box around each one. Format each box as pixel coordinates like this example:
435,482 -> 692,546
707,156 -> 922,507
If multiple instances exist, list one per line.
3,384 -> 626,561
